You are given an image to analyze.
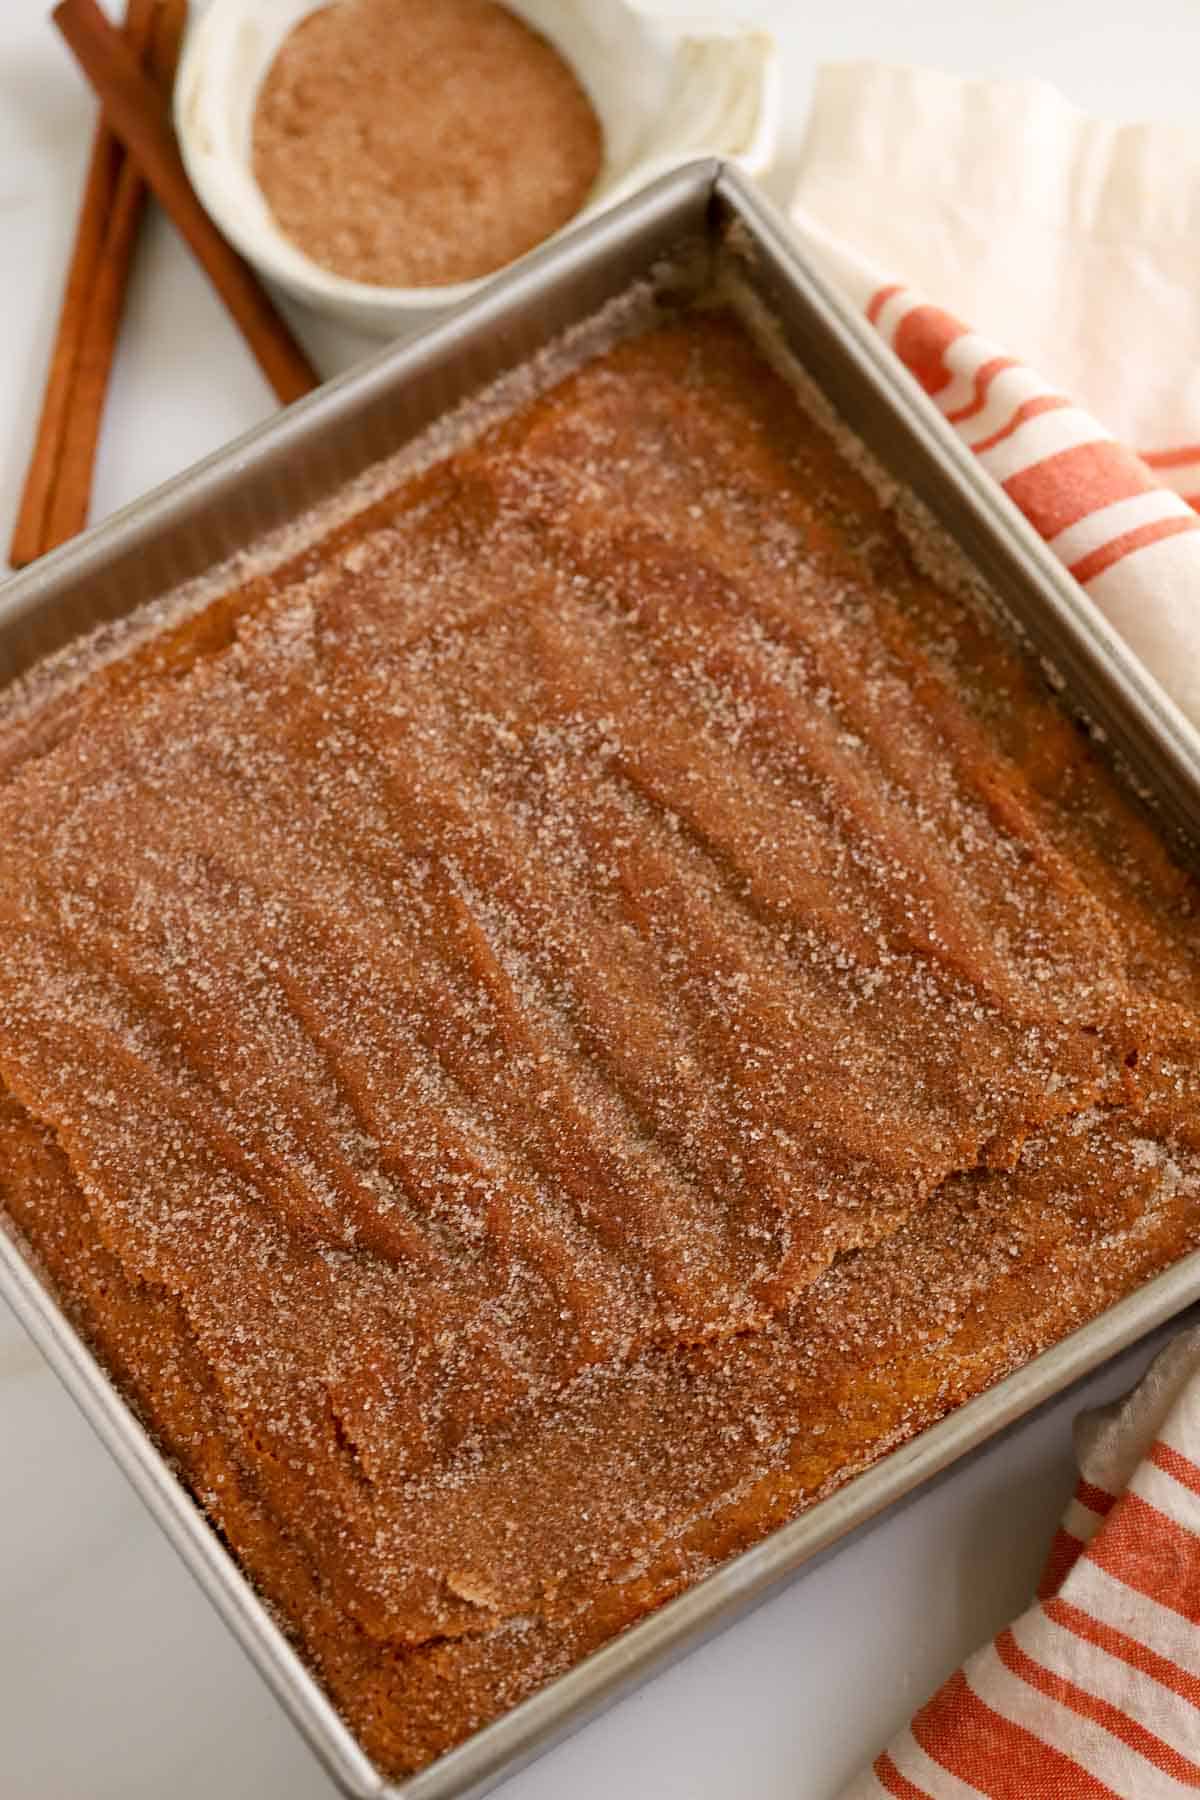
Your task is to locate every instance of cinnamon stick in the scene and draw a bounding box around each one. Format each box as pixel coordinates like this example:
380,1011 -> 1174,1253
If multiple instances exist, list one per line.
8,0 -> 157,570
53,0 -> 320,409
43,0 -> 190,557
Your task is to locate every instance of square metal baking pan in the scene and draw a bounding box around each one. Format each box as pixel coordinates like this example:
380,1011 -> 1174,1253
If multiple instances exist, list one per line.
4,161 -> 1200,1800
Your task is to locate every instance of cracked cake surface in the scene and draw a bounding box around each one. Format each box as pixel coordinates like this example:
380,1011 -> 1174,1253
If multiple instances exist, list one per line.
1,308 -> 1199,1775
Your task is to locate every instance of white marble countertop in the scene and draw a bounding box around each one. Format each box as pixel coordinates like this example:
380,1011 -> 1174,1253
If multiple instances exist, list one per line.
4,3 -> 1200,1796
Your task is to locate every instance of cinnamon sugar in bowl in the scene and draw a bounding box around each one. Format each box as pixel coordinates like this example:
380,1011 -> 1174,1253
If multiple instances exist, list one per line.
175,0 -> 779,334
250,0 -> 605,291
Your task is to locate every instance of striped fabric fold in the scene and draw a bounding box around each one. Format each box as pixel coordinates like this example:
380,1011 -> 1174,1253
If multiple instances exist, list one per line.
841,1332 -> 1200,1792
790,64 -> 1200,732
838,1336 -> 1200,1797
788,222 -> 1200,729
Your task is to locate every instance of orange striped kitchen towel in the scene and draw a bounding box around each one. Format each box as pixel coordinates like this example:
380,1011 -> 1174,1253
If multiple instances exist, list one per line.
790,63 -> 1200,729
840,1330 -> 1200,1798
790,64 -> 1200,1796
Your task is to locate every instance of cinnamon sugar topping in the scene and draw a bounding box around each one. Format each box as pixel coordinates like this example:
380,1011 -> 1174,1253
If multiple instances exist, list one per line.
2,309 -> 1200,1776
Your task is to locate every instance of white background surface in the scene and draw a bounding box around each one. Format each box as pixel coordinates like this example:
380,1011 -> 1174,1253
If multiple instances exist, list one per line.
3,4 -> 1200,1797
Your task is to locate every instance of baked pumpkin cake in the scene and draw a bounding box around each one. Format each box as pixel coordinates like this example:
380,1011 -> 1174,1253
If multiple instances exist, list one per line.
2,305 -> 1200,1777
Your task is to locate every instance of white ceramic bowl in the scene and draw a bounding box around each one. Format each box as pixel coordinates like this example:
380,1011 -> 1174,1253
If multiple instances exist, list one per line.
174,0 -> 779,335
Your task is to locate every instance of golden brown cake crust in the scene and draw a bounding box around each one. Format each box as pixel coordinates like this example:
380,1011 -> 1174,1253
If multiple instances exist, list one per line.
2,312 -> 1200,1775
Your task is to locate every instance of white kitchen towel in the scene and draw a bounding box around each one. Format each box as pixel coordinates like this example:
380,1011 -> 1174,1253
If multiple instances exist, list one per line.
790,62 -> 1200,726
